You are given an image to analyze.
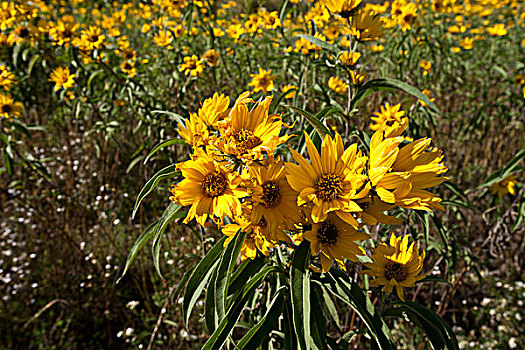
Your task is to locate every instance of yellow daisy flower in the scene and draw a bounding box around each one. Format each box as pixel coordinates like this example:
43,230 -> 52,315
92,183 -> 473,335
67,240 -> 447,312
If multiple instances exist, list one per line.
328,76 -> 348,94
49,67 -> 75,91
203,49 -> 219,67
248,157 -> 303,243
176,112 -> 209,148
350,10 -> 386,42
198,92 -> 230,128
179,55 -> 205,77
249,68 -> 276,93
169,148 -> 249,226
361,234 -> 426,301
285,133 -> 368,228
370,103 -> 406,132
321,0 -> 363,18
490,174 -> 518,198
0,94 -> 23,119
303,212 -> 369,272
215,93 -> 292,160
79,26 -> 105,50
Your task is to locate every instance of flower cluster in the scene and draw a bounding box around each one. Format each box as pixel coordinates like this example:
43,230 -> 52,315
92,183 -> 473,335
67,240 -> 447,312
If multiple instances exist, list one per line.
169,88 -> 447,299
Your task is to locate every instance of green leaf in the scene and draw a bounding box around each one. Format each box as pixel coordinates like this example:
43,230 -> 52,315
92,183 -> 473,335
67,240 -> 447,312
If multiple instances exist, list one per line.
202,265 -> 278,350
132,164 -> 178,219
352,78 -> 441,115
297,34 -> 341,54
144,138 -> 186,164
287,105 -> 333,140
117,220 -> 158,283
322,270 -> 395,350
393,301 -> 459,350
183,237 -> 227,326
237,287 -> 286,349
214,230 -> 246,322
87,69 -> 105,92
478,148 -> 525,189
151,203 -> 184,278
27,54 -> 40,77
290,241 -> 312,350
228,256 -> 266,296
310,284 -> 328,349
152,110 -> 186,125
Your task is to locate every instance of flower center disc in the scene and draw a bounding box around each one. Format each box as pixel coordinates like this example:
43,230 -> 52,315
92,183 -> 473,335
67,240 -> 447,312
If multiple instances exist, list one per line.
315,174 -> 343,201
232,129 -> 262,154
201,171 -> 227,197
261,181 -> 281,208
318,221 -> 339,246
384,261 -> 409,282
2,104 -> 12,113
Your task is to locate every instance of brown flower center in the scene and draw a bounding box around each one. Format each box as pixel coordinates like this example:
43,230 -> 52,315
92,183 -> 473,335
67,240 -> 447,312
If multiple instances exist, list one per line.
315,174 -> 343,201
384,261 -> 409,282
201,171 -> 227,197
232,129 -> 262,154
1,104 -> 12,114
317,221 -> 339,246
261,180 -> 281,208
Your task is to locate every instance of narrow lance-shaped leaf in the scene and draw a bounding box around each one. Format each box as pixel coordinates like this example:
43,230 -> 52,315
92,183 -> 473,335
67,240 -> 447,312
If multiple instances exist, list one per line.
237,287 -> 286,349
117,220 -> 158,283
287,105 -> 333,140
290,241 -> 312,350
151,203 -> 184,278
132,164 -> 178,219
183,236 -> 227,326
144,138 -> 186,164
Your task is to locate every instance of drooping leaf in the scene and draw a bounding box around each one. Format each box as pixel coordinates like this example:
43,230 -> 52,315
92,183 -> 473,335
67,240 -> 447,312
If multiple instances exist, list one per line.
132,164 -> 178,219
151,203 -> 184,278
144,138 -> 186,164
117,220 -> 158,283
287,105 -> 333,140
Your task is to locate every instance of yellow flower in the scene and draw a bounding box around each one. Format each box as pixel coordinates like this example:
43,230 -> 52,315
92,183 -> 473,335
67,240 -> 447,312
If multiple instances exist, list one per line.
249,68 -> 276,93
339,51 -> 361,66
371,44 -> 384,53
0,65 -> 16,90
222,211 -> 273,260
169,148 -> 248,226
514,74 -> 525,86
460,37 -> 474,50
0,94 -> 23,119
350,70 -> 367,85
328,76 -> 348,94
153,30 -> 172,47
370,125 -> 449,211
203,49 -> 219,67
486,24 -> 507,36
420,60 -> 431,76
179,55 -> 205,77
177,112 -> 209,148
304,212 -> 369,272
490,174 -> 518,198
79,26 -> 105,50
120,61 -> 136,78
282,84 -> 298,99
198,92 -> 230,128
361,234 -> 426,301
419,89 -> 435,108
49,67 -> 75,91
285,133 -> 368,228
215,93 -> 292,160
350,10 -> 385,42
249,157 -> 303,243
370,103 -> 406,132
397,3 -> 417,32
321,0 -> 363,18
49,19 -> 79,47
